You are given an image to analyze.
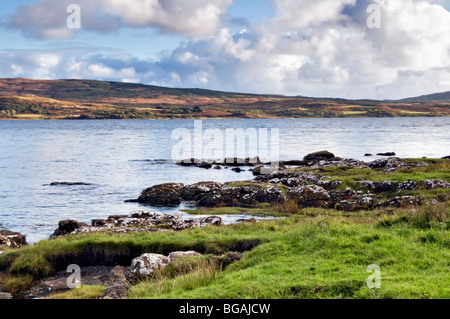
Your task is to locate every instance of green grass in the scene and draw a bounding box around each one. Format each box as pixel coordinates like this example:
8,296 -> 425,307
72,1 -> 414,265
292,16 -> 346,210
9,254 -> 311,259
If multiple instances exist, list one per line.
181,204 -> 293,218
48,285 -> 106,299
127,209 -> 449,299
1,204 -> 449,299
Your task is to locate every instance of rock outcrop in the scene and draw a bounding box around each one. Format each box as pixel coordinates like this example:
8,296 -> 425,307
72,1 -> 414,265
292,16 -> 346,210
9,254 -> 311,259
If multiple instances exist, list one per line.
52,220 -> 89,237
303,151 -> 336,161
138,183 -> 185,207
0,230 -> 28,249
51,212 -> 225,237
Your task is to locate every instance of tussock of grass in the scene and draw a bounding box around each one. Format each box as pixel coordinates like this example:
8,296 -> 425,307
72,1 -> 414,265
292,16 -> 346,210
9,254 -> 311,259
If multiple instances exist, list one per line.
377,202 -> 449,230
129,256 -> 223,299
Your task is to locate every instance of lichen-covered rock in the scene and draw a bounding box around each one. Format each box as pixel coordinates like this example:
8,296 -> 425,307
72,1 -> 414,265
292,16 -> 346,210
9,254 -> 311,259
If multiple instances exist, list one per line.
183,182 -> 223,202
138,183 -> 185,207
290,185 -> 330,207
397,181 -> 418,191
356,181 -> 398,193
131,251 -> 203,277
421,179 -> 450,189
0,230 -> 28,249
377,196 -> 423,208
131,253 -> 170,277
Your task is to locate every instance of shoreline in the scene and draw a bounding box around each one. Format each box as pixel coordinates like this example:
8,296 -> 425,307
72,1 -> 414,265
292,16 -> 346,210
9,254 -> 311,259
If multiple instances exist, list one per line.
0,154 -> 449,299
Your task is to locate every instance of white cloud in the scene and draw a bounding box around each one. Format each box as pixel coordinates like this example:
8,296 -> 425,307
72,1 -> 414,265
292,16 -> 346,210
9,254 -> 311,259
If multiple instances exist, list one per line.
9,0 -> 233,39
3,0 -> 450,99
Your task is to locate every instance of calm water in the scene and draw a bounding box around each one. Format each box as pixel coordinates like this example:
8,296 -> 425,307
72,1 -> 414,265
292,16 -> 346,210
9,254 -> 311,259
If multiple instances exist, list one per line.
1,118 -> 449,243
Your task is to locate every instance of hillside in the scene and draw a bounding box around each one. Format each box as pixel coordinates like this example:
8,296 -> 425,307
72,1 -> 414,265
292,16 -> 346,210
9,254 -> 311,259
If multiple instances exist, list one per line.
399,91 -> 450,103
0,78 -> 449,119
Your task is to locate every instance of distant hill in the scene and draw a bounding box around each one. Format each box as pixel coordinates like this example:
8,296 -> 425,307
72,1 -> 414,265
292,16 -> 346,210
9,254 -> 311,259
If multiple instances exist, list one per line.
399,91 -> 450,103
0,78 -> 449,119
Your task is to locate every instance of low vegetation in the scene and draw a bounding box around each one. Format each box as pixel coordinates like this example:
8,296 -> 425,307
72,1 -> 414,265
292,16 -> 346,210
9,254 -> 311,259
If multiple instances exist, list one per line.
1,202 -> 448,299
0,79 -> 449,119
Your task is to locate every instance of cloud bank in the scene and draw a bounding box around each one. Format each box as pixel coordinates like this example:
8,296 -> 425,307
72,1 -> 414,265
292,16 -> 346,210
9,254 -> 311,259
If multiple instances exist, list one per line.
3,0 -> 450,99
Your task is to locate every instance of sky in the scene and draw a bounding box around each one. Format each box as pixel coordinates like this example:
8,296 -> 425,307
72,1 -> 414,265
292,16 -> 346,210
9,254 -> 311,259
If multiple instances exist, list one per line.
0,0 -> 449,100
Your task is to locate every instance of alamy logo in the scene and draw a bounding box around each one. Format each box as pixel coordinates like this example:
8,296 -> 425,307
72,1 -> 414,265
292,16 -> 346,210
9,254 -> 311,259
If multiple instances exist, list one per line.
366,264 -> 381,289
67,264 -> 81,289
171,120 -> 280,174
67,4 -> 81,29
367,4 -> 381,29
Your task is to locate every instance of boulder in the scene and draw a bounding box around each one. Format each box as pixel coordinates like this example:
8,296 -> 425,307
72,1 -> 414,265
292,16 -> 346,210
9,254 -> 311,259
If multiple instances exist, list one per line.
130,253 -> 170,277
421,179 -> 450,189
356,181 -> 397,193
377,196 -> 423,208
138,183 -> 184,207
397,181 -> 418,191
52,220 -> 88,237
303,151 -> 335,162
290,185 -> 330,207
0,230 -> 27,248
369,158 -> 389,169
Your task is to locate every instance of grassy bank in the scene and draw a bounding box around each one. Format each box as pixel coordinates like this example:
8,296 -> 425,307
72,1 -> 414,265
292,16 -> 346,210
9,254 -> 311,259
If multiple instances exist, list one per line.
1,204 -> 448,299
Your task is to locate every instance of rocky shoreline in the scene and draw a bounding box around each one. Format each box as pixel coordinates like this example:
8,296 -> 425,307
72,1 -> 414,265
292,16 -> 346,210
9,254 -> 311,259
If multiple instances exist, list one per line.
1,151 -> 449,299
132,152 -> 450,212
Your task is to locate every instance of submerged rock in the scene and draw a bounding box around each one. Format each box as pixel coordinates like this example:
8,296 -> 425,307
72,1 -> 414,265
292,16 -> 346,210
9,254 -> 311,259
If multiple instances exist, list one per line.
49,182 -> 93,186
377,152 -> 396,157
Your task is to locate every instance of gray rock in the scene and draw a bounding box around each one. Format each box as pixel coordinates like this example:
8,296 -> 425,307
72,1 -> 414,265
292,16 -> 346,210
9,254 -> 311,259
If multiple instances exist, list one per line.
356,181 -> 397,193
422,179 -> 450,189
397,181 -> 418,191
0,230 -> 27,248
131,253 -> 170,277
377,196 -> 423,208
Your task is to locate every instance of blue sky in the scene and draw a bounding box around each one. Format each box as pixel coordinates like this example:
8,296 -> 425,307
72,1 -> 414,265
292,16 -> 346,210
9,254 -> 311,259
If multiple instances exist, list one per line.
1,0 -> 450,99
